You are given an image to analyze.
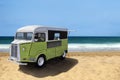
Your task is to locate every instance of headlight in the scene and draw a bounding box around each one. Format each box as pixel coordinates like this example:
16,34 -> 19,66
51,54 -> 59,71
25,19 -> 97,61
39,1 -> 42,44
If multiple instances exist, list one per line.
22,47 -> 25,51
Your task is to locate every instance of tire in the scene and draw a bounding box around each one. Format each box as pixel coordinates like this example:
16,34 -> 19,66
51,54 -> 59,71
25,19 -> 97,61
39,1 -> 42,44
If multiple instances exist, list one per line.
37,56 -> 45,67
60,51 -> 67,60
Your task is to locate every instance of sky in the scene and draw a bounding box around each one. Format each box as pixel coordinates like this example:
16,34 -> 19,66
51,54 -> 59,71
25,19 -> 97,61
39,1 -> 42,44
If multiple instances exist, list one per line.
1,0 -> 120,36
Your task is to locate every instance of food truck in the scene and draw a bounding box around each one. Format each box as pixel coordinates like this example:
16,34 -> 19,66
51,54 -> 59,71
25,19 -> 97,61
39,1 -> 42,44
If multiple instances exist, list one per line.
9,25 -> 68,67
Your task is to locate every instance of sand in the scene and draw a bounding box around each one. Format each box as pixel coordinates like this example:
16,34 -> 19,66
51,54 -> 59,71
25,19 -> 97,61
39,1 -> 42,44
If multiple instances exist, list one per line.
1,52 -> 120,80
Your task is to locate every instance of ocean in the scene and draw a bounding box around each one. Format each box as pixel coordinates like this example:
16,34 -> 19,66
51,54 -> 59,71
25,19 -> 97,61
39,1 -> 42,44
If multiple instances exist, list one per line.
1,36 -> 120,52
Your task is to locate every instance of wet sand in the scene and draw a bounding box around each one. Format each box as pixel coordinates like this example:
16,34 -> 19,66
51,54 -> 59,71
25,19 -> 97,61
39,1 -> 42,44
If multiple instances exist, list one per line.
1,52 -> 120,80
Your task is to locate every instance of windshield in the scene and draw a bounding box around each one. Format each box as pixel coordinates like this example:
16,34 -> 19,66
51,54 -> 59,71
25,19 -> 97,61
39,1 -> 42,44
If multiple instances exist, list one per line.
16,32 -> 33,40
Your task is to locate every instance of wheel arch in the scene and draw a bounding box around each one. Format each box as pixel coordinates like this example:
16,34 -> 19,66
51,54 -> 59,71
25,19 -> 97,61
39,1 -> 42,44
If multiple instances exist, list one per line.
36,54 -> 46,62
65,50 -> 68,53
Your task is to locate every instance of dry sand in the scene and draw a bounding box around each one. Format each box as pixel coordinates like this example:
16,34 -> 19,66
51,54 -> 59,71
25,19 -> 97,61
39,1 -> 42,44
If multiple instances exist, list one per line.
1,52 -> 120,80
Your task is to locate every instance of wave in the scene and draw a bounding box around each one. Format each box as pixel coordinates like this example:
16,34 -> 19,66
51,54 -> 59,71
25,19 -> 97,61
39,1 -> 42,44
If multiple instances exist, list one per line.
1,43 -> 120,53
68,43 -> 120,52
0,44 -> 10,52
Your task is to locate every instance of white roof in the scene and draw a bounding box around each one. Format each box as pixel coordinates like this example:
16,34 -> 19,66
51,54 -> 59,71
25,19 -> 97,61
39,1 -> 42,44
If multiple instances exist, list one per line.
17,25 -> 67,32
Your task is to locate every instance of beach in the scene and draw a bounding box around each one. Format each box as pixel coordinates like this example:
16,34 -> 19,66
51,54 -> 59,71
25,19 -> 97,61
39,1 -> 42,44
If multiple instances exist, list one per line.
1,52 -> 120,80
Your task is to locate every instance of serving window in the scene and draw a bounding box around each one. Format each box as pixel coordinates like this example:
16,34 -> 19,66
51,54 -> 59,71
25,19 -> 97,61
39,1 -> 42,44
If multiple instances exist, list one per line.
48,30 -> 67,40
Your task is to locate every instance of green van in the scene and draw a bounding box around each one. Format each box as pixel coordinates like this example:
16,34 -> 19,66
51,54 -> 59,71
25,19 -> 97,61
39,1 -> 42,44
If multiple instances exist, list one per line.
9,25 -> 68,67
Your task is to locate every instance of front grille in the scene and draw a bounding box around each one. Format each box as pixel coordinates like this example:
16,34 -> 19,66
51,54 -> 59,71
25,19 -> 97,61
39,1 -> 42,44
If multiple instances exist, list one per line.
11,44 -> 17,58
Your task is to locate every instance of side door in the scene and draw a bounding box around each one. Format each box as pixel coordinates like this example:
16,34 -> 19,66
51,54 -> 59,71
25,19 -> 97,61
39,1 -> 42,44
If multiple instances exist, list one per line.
29,33 -> 47,61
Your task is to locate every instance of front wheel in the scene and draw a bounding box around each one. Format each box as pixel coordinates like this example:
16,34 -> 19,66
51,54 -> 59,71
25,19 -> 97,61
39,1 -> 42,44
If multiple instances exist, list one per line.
37,56 -> 45,67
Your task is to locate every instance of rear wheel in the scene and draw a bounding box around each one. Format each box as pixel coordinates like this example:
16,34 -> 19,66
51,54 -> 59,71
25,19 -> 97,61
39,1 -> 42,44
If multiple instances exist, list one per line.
60,51 -> 67,60
37,56 -> 45,67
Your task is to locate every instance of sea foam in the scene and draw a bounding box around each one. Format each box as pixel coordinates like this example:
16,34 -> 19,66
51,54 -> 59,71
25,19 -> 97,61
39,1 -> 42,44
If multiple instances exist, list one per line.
0,44 -> 10,52
68,43 -> 120,52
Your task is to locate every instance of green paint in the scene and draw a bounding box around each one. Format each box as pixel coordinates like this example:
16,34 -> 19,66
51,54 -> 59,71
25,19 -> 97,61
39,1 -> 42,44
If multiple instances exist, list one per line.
19,39 -> 68,62
20,43 -> 32,62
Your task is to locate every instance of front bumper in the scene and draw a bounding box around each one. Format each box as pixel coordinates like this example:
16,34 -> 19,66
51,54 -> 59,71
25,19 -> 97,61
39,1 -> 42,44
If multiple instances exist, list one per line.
8,57 -> 28,65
